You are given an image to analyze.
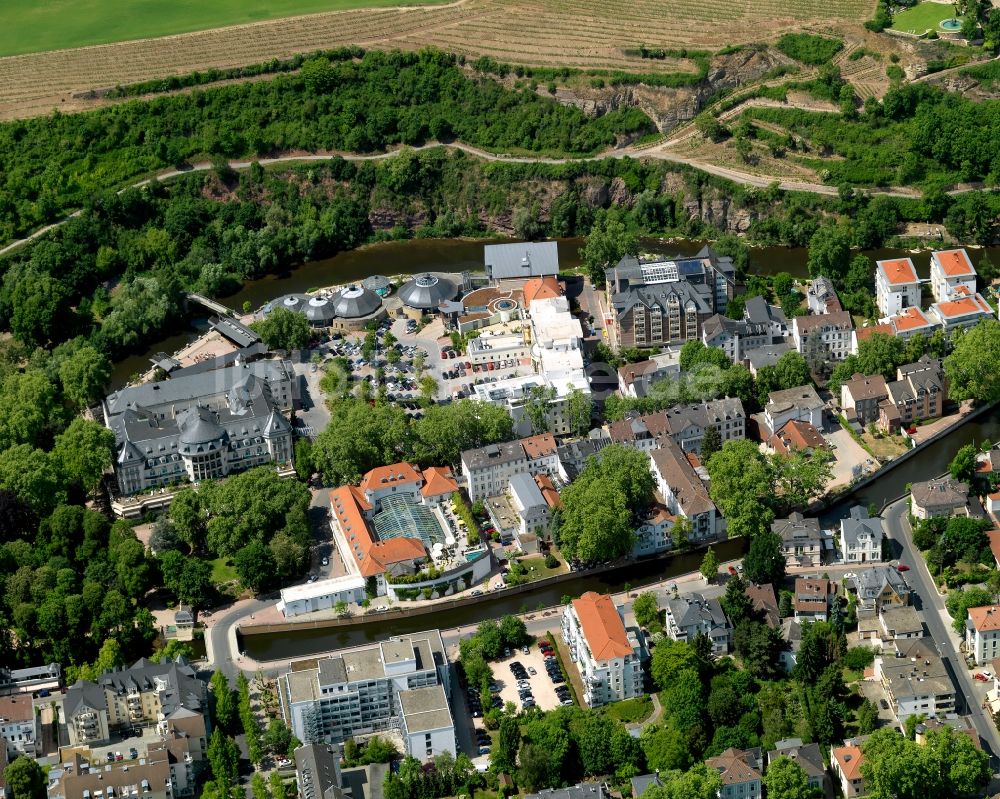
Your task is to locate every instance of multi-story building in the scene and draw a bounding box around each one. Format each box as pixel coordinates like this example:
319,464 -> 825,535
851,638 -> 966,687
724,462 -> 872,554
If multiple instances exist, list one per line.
887,306 -> 937,341
48,743 -> 182,799
831,740 -> 866,799
882,356 -> 947,431
280,631 -> 454,760
910,477 -> 969,519
841,373 -> 889,428
769,419 -> 828,456
763,385 -> 825,435
793,578 -> 836,622
0,695 -> 38,756
767,740 -> 831,799
461,433 -> 558,501
0,663 -> 61,696
616,350 -> 682,399
484,241 -> 560,282
744,296 -> 789,340
556,439 -> 611,482
561,592 -> 644,708
63,657 -> 208,748
294,743 -> 346,799
607,398 -> 746,456
665,593 -> 731,656
807,276 -> 842,314
876,257 -> 921,317
930,248 -> 977,304
700,315 -> 774,364
839,506 -> 884,564
467,332 -> 530,367
852,566 -> 910,611
772,513 -> 822,568
965,605 -> 1000,665
878,606 -> 923,642
649,438 -> 720,541
928,289 -> 994,332
605,247 -> 737,347
632,504 -> 676,558
103,359 -> 295,495
877,637 -> 955,721
705,747 -> 762,799
791,312 -> 856,364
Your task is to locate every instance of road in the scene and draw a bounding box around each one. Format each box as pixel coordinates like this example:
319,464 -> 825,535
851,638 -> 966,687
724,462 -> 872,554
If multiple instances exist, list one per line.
884,497 -> 1000,762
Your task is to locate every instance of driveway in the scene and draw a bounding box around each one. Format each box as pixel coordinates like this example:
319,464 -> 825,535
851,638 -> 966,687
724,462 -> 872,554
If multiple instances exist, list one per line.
826,426 -> 878,490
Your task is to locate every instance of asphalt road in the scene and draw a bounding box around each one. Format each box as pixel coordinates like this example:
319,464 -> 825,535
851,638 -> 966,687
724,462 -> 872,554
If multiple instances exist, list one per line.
885,497 -> 1000,764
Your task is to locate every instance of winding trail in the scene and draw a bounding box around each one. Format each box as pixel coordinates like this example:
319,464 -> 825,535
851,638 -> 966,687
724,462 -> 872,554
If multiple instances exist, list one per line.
0,133 -> 989,259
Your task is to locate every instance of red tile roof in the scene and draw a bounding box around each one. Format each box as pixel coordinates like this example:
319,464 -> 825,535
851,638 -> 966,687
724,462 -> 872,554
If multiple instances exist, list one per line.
360,462 -> 423,493
988,530 -> 1000,567
420,466 -> 458,498
892,307 -> 934,332
934,293 -> 991,319
770,419 -> 828,454
968,605 -> 1000,632
856,323 -> 893,343
523,277 -> 563,307
534,473 -> 562,509
360,538 -> 427,577
832,744 -> 864,782
330,483 -> 425,577
572,591 -> 633,660
521,432 -> 557,460
705,748 -> 762,786
878,258 -> 919,286
934,248 -> 975,277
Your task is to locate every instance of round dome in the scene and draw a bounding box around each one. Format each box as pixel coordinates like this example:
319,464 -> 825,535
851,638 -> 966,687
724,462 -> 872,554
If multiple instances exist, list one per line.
282,295 -> 301,308
399,273 -> 456,310
177,408 -> 224,446
363,275 -> 393,297
304,295 -> 336,323
332,285 -> 382,318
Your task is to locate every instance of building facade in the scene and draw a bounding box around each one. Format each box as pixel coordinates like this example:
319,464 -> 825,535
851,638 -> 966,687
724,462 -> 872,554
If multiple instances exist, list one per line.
876,257 -> 921,317
792,312 -> 856,364
0,695 -> 38,756
461,434 -> 559,502
772,513 -> 822,568
561,592 -> 644,708
705,748 -> 762,799
665,593 -> 731,656
649,438 -> 720,541
930,248 -> 977,303
839,506 -> 884,564
910,477 -> 969,519
966,605 -> 1000,666
607,399 -> 746,456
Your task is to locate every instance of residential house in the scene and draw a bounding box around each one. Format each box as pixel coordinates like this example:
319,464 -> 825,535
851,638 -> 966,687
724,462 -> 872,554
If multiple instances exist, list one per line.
882,356 -> 947,431
461,433 -> 558,501
629,774 -> 663,798
633,504 -> 676,558
792,311 -> 856,364
966,605 -> 1000,666
705,747 -> 763,799
839,506 -> 884,564
561,592 -> 644,708
807,276 -> 842,314
794,578 -> 836,622
767,739 -> 832,799
745,583 -> 780,628
841,373 -> 889,428
764,384 -> 825,435
649,438 -> 720,541
607,398 -> 746,456
772,513 -> 822,568
700,314 -> 773,363
910,477 -> 969,520
852,566 -> 911,611
929,289 -> 994,332
930,248 -> 977,303
780,618 -> 803,673
556,438 -> 611,482
665,593 -> 731,656
746,342 -> 794,377
0,663 -> 61,696
295,743 -> 346,799
831,741 -> 866,799
770,419 -> 829,456
484,241 -> 559,282
0,695 -> 37,757
280,630 -> 454,758
616,350 -> 681,398
879,606 -> 923,642
507,472 -> 551,553
877,637 -> 956,721
524,785 -> 605,799
886,306 -> 936,341
876,257 -> 921,317
744,296 -> 789,339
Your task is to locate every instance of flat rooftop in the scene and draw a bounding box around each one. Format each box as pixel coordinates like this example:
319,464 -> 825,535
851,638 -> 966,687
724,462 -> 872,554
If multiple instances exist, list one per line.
398,684 -> 453,733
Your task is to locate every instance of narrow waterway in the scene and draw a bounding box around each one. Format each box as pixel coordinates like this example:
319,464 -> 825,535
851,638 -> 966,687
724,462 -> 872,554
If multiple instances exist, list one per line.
239,537 -> 748,660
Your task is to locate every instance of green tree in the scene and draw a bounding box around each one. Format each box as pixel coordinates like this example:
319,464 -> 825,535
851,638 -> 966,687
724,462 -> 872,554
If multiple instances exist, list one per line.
707,440 -> 775,538
773,351 -> 811,389
644,763 -> 722,799
700,546 -> 720,582
641,722 -> 695,772
495,716 -> 521,773
856,332 -> 905,380
57,342 -> 112,410
949,443 -> 978,484
264,718 -> 293,756
945,585 -> 994,635
775,448 -> 834,510
721,573 -> 752,625
211,670 -> 237,733
252,306 -> 311,351
806,224 -> 852,281
3,756 -> 46,799
51,418 -> 115,493
632,591 -> 660,629
650,639 -> 699,692
944,319 -> 1000,404
565,386 -> 594,437
857,699 -> 879,734
744,531 -> 786,586
700,425 -> 722,462
764,756 -> 822,799
410,400 -> 513,465
312,399 -> 409,484
207,729 -> 240,793
234,540 -> 278,593
580,209 -> 639,286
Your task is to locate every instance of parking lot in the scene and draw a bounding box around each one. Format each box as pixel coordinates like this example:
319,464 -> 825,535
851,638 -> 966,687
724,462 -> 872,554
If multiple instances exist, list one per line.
493,640 -> 573,714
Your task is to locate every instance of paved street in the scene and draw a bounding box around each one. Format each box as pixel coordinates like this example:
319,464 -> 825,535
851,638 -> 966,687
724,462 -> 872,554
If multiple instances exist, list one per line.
884,497 -> 1000,763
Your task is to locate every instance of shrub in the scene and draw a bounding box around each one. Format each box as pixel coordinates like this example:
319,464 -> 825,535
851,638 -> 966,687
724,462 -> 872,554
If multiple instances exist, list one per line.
544,552 -> 559,569
775,33 -> 845,65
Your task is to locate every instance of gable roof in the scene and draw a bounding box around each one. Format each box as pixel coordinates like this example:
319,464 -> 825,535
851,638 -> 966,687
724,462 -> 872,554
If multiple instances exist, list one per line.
771,419 -> 827,454
420,466 -> 458,498
571,592 -> 633,660
932,248 -> 975,277
832,743 -> 864,781
840,505 -> 885,548
968,605 -> 1000,632
523,276 -> 563,307
705,747 -> 762,786
521,432 -> 558,460
877,257 -> 918,286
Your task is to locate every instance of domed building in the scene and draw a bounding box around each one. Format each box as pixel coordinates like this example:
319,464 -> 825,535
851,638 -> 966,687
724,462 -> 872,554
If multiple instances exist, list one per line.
261,286 -> 385,333
398,273 -> 457,316
362,275 -> 393,297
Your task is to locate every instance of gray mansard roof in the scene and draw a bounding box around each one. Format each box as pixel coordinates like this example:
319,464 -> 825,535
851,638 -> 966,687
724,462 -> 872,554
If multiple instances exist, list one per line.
840,505 -> 884,548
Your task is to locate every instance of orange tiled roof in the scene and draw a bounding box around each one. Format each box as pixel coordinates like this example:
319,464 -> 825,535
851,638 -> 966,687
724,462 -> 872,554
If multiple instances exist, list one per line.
421,466 -> 459,498
534,473 -> 562,509
330,483 -> 425,577
771,419 -> 827,454
878,258 -> 918,286
968,605 -> 1000,632
934,293 -> 991,319
572,591 -> 633,660
832,744 -> 864,781
856,323 -> 893,343
523,276 -> 562,307
934,248 -> 975,277
521,432 -> 557,460
892,307 -> 934,332
359,462 -> 423,492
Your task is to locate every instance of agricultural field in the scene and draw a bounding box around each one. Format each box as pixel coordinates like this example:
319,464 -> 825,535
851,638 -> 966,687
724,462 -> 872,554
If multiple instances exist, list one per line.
0,0 -> 876,119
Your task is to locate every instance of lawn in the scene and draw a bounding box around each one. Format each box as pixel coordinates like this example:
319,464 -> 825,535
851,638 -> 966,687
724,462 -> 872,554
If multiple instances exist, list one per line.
209,557 -> 238,586
519,556 -> 567,583
890,2 -> 956,35
0,0 -> 449,56
604,695 -> 654,724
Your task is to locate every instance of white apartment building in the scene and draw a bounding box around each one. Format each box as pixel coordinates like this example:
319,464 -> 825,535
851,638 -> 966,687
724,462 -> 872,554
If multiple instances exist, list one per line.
467,332 -> 530,366
508,472 -> 551,537
876,257 -> 921,317
966,605 -> 1000,665
562,592 -> 644,708
461,433 -> 558,501
649,438 -> 720,541
929,290 -> 994,333
0,694 -> 38,756
792,311 -> 856,363
839,505 -> 884,564
280,631 -> 454,760
930,248 -> 977,303
632,504 -> 676,558
876,638 -> 955,722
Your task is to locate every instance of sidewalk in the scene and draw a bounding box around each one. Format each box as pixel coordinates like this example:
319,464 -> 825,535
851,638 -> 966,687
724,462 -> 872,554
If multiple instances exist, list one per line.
908,399 -> 976,446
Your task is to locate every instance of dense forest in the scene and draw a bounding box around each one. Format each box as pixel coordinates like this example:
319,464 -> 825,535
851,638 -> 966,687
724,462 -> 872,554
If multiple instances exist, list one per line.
0,48 -> 652,242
